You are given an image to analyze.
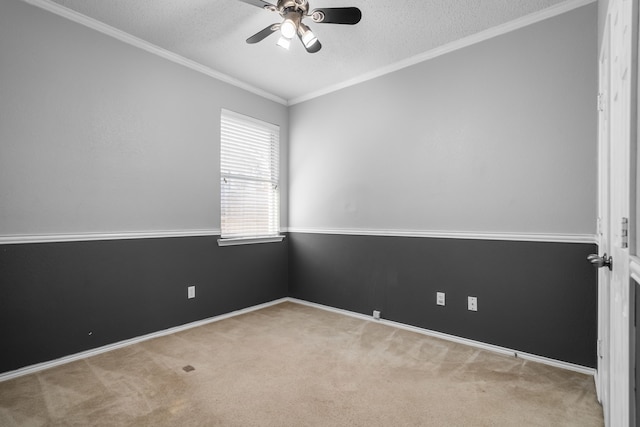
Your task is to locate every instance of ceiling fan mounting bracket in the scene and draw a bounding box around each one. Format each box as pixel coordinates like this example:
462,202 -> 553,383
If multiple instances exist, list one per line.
311,10 -> 324,23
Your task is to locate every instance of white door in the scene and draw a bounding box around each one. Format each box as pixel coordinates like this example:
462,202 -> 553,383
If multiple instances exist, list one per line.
596,15 -> 612,417
598,1 -> 637,426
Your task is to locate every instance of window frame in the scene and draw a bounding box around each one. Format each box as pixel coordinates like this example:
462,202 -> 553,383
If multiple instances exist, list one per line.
218,109 -> 283,246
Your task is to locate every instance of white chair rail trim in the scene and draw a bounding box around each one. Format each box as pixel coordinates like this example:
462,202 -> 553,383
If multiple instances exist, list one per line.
0,229 -> 222,245
286,227 -> 597,244
0,228 -> 596,245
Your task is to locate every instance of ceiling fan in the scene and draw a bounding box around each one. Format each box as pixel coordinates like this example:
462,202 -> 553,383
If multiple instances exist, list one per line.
238,0 -> 362,53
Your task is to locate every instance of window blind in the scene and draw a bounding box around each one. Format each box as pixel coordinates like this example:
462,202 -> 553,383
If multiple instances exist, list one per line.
220,109 -> 280,239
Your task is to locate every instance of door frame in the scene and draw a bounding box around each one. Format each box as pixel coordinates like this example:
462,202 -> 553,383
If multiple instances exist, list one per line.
598,0 -> 638,426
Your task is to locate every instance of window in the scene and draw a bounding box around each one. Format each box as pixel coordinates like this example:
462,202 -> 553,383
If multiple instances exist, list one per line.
219,109 -> 281,245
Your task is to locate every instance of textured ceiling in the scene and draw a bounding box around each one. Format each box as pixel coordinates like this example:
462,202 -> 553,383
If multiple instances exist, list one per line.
48,0 -> 575,103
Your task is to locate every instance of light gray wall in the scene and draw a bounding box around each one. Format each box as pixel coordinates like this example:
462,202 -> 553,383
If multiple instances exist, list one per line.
0,0 -> 288,236
289,4 -> 597,235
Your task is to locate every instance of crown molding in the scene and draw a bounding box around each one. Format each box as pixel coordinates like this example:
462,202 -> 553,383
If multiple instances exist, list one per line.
287,227 -> 597,244
20,0 -> 287,105
21,0 -> 595,107
288,0 -> 597,105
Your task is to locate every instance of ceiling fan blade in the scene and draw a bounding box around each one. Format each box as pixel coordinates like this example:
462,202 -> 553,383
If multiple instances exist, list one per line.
310,7 -> 362,25
236,0 -> 275,9
246,24 -> 279,44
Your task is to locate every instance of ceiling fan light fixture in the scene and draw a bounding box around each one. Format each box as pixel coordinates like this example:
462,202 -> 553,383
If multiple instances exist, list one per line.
280,18 -> 297,39
302,32 -> 318,48
241,1 -> 361,54
297,23 -> 318,48
276,36 -> 292,50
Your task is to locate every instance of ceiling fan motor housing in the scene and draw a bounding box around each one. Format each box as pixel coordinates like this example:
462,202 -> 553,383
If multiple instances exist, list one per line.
277,0 -> 309,15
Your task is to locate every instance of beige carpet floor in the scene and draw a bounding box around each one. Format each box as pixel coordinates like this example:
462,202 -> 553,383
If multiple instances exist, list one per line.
0,301 -> 603,426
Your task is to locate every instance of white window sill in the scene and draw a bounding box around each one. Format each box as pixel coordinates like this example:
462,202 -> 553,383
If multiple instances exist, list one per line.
217,235 -> 285,247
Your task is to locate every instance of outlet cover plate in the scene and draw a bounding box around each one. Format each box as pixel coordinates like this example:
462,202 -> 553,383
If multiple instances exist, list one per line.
436,292 -> 445,306
373,310 -> 381,320
188,285 -> 196,299
468,296 -> 477,311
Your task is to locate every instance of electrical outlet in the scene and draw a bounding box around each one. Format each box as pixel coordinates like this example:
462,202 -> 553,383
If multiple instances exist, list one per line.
373,310 -> 381,320
436,292 -> 445,306
188,285 -> 196,299
468,296 -> 477,311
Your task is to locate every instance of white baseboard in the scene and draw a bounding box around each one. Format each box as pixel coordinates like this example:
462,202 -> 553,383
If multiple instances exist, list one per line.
0,298 -> 288,383
0,296 -> 595,382
286,298 -> 597,377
